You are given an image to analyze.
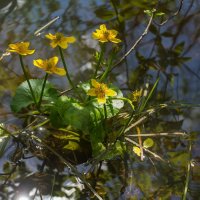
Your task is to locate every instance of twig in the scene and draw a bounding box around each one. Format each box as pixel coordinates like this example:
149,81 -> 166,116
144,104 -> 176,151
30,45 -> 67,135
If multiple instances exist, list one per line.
125,137 -> 167,163
111,12 -> 154,71
136,126 -> 144,161
34,16 -> 60,36
124,115 -> 148,134
154,0 -> 184,26
128,131 -> 187,137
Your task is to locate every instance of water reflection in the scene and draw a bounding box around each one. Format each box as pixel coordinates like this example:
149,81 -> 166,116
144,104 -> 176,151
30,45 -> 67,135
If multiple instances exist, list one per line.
0,0 -> 200,199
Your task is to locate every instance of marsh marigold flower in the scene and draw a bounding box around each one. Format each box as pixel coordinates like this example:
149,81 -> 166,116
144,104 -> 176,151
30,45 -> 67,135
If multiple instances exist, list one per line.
92,24 -> 121,43
33,56 -> 66,76
8,42 -> 35,56
45,32 -> 76,49
87,79 -> 117,104
132,89 -> 143,102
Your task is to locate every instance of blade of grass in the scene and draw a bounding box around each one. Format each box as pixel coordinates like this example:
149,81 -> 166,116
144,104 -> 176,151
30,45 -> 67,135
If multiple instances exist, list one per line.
139,78 -> 160,112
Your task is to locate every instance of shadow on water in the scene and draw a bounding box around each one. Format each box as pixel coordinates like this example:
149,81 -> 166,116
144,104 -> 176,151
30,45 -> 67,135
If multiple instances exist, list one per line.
0,0 -> 200,199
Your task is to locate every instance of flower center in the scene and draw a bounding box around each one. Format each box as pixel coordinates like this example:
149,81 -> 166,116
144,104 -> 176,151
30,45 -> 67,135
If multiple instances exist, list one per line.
96,85 -> 106,98
18,45 -> 26,52
55,34 -> 63,42
46,62 -> 53,71
103,31 -> 109,39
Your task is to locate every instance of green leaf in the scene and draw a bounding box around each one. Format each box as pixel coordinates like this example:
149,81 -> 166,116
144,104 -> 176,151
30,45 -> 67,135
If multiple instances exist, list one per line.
139,78 -> 160,112
174,42 -> 185,54
143,138 -> 154,148
167,152 -> 189,167
155,12 -> 165,16
133,146 -> 141,157
50,96 -> 92,132
95,5 -> 115,20
63,141 -> 80,151
11,79 -> 59,112
99,141 -> 125,160
53,133 -> 80,142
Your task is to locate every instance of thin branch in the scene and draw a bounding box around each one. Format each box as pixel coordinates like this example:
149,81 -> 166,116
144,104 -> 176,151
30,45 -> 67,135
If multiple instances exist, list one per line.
128,131 -> 187,137
125,137 -> 167,163
111,12 -> 154,71
154,0 -> 184,26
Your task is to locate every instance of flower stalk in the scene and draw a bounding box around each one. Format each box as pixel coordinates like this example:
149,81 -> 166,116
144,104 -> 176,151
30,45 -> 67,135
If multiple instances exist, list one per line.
58,46 -> 81,99
38,73 -> 48,110
93,44 -> 105,78
19,55 -> 39,110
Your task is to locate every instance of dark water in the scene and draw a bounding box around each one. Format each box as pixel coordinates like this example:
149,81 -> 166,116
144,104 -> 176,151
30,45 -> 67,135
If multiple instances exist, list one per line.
0,0 -> 200,199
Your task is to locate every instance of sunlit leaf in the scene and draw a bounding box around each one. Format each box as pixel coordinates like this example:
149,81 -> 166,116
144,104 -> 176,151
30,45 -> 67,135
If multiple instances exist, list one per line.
53,133 -> 80,142
143,138 -> 154,148
133,146 -> 141,157
11,79 -> 59,112
63,141 -> 80,151
155,12 -> 165,16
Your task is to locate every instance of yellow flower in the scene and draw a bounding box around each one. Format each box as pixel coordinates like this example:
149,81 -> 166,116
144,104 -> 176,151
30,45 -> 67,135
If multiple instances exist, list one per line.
87,79 -> 117,104
33,56 -> 66,76
132,89 -> 143,102
92,24 -> 121,43
45,32 -> 76,49
8,42 -> 35,56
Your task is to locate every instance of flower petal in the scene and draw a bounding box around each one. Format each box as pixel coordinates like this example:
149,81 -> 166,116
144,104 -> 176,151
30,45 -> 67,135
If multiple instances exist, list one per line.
49,56 -> 58,65
23,42 -> 30,48
8,44 -> 18,50
50,41 -> 58,48
100,24 -> 107,31
91,79 -> 100,88
45,33 -> 55,40
33,59 -> 45,68
92,32 -> 99,39
58,41 -> 68,49
97,96 -> 106,104
109,30 -> 118,37
105,88 -> 117,97
53,67 -> 66,76
65,36 -> 76,43
109,37 -> 121,43
26,49 -> 35,55
87,88 -> 97,96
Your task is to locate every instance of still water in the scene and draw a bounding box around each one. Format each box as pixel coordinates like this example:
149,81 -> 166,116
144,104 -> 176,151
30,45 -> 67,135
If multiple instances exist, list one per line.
0,0 -> 200,199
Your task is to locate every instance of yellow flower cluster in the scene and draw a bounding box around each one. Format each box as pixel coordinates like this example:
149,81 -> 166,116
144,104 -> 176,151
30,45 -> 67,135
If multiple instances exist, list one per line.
7,32 -> 76,76
132,89 -> 143,102
8,24 -> 120,103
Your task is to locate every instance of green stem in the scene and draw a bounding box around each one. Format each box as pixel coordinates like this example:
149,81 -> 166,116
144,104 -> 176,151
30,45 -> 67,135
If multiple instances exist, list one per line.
183,140 -> 192,200
38,73 -> 48,110
100,53 -> 114,82
19,55 -> 39,110
93,44 -> 105,78
58,47 -> 82,100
